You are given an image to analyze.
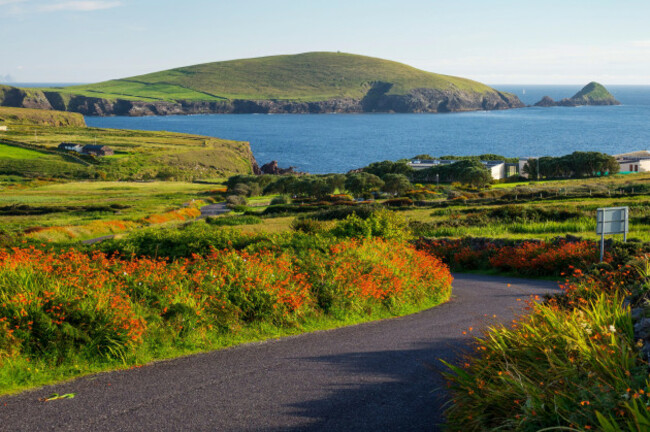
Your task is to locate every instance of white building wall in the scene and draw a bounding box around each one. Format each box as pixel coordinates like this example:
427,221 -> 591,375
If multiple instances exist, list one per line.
618,159 -> 650,173
488,163 -> 506,180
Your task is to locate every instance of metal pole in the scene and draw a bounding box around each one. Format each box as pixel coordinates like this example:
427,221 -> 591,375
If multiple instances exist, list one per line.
600,231 -> 605,262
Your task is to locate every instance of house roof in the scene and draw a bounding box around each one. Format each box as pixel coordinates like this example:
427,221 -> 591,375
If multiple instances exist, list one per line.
82,145 -> 110,150
615,150 -> 650,160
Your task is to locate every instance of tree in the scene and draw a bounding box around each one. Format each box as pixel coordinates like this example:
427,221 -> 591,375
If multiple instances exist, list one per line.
382,173 -> 412,195
363,160 -> 413,178
459,166 -> 492,188
324,174 -> 346,193
345,173 -> 384,196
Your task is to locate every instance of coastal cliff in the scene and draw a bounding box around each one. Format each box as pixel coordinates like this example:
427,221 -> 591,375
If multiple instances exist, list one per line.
0,84 -> 524,116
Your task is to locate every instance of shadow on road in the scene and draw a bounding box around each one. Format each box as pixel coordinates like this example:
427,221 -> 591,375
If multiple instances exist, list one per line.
264,337 -> 474,432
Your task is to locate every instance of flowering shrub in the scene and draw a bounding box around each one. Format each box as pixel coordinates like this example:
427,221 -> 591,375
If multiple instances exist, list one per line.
143,206 -> 201,224
489,240 -> 603,277
418,238 -> 603,277
0,240 -> 452,378
302,239 -> 452,314
0,248 -> 145,362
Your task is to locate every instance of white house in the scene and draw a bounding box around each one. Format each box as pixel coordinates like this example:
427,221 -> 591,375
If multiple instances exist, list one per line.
58,142 -> 83,153
615,151 -> 650,173
0,125 -> 7,132
483,160 -> 507,180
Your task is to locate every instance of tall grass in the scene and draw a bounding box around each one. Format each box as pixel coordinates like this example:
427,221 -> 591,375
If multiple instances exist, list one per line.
444,293 -> 645,431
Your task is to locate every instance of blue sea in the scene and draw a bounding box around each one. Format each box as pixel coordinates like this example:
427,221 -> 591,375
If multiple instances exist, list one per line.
82,85 -> 650,174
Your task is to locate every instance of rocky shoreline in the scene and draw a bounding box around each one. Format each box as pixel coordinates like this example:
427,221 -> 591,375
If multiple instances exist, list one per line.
1,84 -> 524,117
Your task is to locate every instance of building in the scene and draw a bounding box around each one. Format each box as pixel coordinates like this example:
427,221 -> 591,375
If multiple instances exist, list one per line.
81,145 -> 114,157
58,142 -> 83,153
407,159 -> 509,180
615,150 -> 650,173
518,157 -> 539,178
483,160 -> 507,180
0,125 -> 8,132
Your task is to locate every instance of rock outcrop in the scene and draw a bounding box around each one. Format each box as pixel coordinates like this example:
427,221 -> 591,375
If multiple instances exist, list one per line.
260,160 -> 301,175
534,82 -> 620,107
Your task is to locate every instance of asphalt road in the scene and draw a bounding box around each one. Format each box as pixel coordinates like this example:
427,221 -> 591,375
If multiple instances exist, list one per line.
200,203 -> 230,218
0,274 -> 560,432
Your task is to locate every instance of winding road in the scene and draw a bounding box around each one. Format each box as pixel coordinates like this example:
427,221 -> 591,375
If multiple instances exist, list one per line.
0,274 -> 560,432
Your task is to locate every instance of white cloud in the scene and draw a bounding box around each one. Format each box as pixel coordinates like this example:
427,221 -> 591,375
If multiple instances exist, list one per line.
630,40 -> 650,48
39,1 -> 122,12
2,0 -> 123,12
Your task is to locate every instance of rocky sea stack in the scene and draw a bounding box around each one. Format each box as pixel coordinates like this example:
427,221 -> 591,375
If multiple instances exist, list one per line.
534,82 -> 620,107
0,52 -> 524,116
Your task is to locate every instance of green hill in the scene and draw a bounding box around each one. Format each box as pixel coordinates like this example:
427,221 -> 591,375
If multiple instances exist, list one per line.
1,52 -> 524,115
54,52 -> 498,101
569,82 -> 620,105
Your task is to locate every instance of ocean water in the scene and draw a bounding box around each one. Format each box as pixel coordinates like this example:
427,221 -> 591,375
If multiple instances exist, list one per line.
84,85 -> 650,174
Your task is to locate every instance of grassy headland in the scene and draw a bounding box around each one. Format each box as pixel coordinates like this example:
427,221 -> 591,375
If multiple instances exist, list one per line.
0,53 -> 524,115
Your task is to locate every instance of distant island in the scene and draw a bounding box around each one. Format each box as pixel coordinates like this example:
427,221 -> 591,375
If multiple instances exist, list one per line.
0,52 -> 524,116
534,82 -> 620,107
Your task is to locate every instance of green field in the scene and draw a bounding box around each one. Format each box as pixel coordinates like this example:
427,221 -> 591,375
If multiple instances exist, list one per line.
0,107 -> 255,181
0,143 -> 48,160
0,179 -> 225,240
40,52 -> 501,103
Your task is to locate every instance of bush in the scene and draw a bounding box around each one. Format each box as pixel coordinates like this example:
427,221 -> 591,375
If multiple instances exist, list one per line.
96,224 -> 258,259
383,197 -> 414,207
290,218 -> 324,234
332,209 -> 409,241
444,292 -> 638,431
270,195 -> 290,205
226,195 -> 247,208
417,237 -> 604,276
206,215 -> 262,226
262,204 -> 328,216
311,204 -> 378,221
323,194 -> 354,203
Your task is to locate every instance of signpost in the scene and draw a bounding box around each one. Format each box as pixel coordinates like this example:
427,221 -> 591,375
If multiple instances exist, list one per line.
596,206 -> 629,262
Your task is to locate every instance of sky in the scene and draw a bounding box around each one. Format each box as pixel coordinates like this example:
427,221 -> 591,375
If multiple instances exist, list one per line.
2,0 -> 649,85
